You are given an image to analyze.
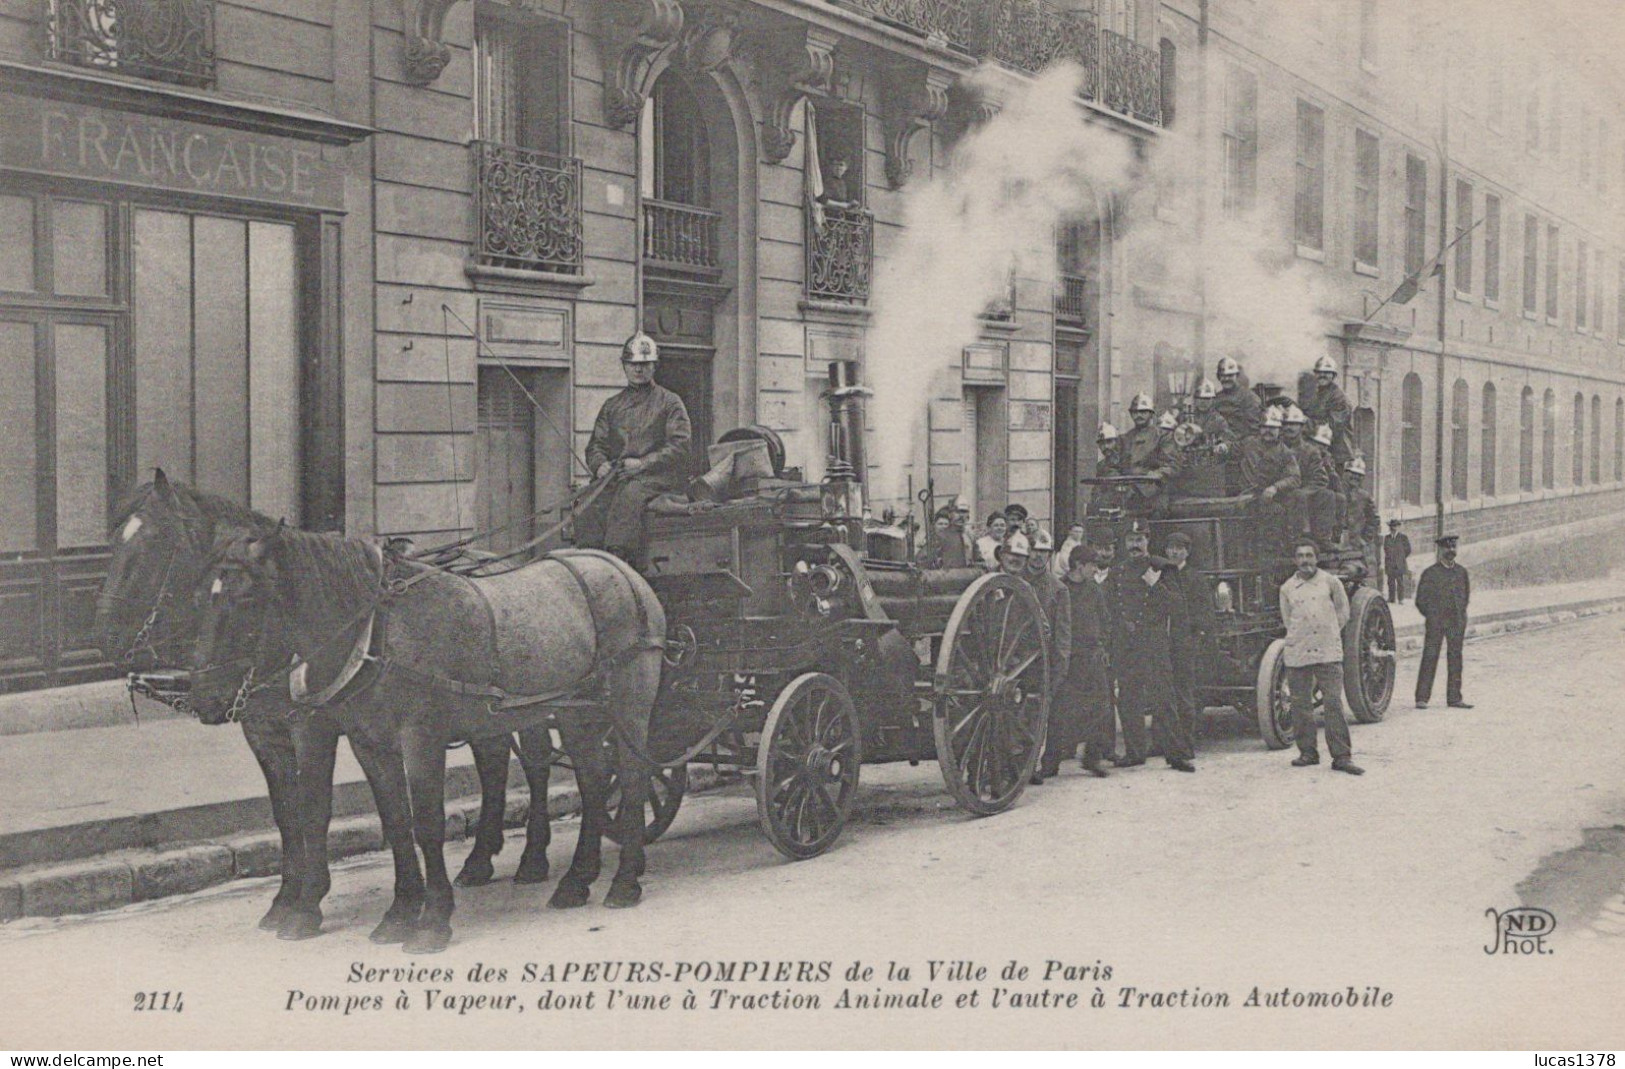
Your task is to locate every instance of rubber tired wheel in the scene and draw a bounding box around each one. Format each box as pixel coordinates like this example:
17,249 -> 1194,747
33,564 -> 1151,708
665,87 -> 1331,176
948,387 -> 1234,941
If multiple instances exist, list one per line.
1254,638 -> 1294,750
756,672 -> 861,860
1342,586 -> 1396,723
604,746 -> 688,846
933,573 -> 1050,815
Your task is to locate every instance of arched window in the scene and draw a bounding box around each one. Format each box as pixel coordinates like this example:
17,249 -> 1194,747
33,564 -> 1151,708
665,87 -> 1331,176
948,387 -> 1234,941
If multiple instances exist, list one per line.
1615,398 -> 1624,482
641,74 -> 711,207
1401,372 -> 1423,505
1450,378 -> 1470,500
1590,394 -> 1602,483
1572,391 -> 1585,485
1519,386 -> 1535,491
1480,382 -> 1498,497
1542,388 -> 1556,489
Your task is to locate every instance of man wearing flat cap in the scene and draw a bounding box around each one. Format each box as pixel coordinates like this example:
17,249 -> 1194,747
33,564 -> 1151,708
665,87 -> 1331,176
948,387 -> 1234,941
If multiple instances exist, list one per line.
1414,534 -> 1472,709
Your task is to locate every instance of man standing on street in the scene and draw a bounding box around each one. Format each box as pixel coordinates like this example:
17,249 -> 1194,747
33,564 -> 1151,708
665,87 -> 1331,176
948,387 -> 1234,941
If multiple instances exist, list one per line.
1414,533 -> 1473,710
1106,528 -> 1195,773
1278,539 -> 1364,775
1383,519 -> 1412,603
1055,544 -> 1115,778
1162,531 -> 1214,758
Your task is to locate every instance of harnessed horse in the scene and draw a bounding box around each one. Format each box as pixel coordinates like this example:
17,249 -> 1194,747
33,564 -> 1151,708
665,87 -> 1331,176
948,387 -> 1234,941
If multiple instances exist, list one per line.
94,473 -> 556,941
188,522 -> 665,952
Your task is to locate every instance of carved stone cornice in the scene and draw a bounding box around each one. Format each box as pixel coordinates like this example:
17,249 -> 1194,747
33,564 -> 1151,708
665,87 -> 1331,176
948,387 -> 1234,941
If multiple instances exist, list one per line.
402,0 -> 460,86
676,3 -> 741,73
757,24 -> 839,163
880,62 -> 951,189
595,0 -> 686,129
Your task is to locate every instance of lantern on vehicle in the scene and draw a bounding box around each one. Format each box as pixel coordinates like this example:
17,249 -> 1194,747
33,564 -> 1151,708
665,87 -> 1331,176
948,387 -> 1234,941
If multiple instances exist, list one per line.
1213,581 -> 1234,614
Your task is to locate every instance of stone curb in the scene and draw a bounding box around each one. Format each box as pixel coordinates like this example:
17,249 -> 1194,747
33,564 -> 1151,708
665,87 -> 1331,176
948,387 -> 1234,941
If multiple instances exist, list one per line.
0,766 -> 723,922
1393,596 -> 1625,653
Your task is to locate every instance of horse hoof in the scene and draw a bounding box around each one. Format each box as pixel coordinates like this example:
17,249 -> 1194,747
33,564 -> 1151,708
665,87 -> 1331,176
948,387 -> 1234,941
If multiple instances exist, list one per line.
454,860 -> 494,888
547,883 -> 590,909
402,926 -> 451,955
513,856 -> 550,885
604,882 -> 643,910
369,915 -> 415,945
276,913 -> 323,941
258,902 -> 294,932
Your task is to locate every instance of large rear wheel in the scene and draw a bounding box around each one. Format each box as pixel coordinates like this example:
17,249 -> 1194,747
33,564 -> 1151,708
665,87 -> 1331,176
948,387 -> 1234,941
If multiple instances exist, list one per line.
755,672 -> 861,860
932,573 -> 1050,815
1254,638 -> 1294,750
1342,587 -> 1396,723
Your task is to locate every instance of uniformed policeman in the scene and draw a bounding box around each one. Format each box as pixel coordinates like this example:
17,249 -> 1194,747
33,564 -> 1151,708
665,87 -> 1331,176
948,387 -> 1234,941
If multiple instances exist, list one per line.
1105,528 -> 1195,773
1236,409 -> 1301,555
1212,356 -> 1263,437
1414,534 -> 1472,709
1120,393 -> 1177,516
578,332 -> 693,565
1054,542 -> 1115,778
1302,355 -> 1355,469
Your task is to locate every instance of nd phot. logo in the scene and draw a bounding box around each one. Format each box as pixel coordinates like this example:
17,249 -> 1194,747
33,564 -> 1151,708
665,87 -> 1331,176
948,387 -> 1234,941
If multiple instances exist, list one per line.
1484,906 -> 1556,955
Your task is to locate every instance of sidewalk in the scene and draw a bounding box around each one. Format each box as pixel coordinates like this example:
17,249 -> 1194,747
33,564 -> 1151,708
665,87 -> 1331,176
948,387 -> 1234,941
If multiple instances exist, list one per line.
2,575 -> 1622,921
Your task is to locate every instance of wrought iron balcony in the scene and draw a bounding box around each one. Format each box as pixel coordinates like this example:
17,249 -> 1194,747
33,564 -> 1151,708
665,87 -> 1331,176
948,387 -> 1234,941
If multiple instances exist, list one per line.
1100,28 -> 1162,125
642,199 -> 722,275
1055,272 -> 1091,330
982,0 -> 1098,95
472,141 -> 585,275
808,204 -> 874,305
835,0 -> 976,52
47,0 -> 215,87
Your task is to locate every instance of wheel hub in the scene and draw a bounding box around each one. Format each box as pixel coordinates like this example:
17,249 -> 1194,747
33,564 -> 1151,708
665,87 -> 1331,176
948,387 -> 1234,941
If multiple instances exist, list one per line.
803,744 -> 842,782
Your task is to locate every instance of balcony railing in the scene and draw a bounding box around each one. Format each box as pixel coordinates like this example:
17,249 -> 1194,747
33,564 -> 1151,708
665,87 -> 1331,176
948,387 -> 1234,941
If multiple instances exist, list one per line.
472,141 -> 584,275
47,0 -> 215,87
983,0 -> 1098,95
1100,27 -> 1162,125
1056,273 -> 1091,330
642,199 -> 722,274
808,204 -> 874,305
835,0 -> 976,52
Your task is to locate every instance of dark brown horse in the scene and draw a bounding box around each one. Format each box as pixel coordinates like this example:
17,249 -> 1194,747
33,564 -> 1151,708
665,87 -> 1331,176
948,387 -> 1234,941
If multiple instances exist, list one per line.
189,522 -> 664,952
94,473 -> 554,941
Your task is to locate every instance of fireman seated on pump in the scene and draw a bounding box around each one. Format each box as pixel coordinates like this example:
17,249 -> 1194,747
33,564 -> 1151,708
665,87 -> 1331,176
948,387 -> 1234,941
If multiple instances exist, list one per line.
575,331 -> 693,568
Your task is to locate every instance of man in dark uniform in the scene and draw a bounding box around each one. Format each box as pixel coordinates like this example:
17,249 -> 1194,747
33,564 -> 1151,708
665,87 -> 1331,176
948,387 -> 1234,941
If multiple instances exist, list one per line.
1021,530 -> 1072,784
1106,528 -> 1195,772
1161,531 -> 1214,755
578,331 -> 693,565
1302,355 -> 1355,470
1212,356 -> 1263,438
1055,542 -> 1115,778
1120,393 -> 1178,516
1383,519 -> 1412,603
1237,408 -> 1301,556
1414,534 -> 1472,710
1282,405 -> 1335,546
1341,457 -> 1381,582
1096,423 -> 1123,476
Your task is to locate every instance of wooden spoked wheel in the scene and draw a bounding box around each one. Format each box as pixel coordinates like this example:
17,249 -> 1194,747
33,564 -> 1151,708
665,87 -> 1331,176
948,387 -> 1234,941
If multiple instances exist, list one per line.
755,672 -> 861,860
603,744 -> 688,846
932,573 -> 1050,816
1342,586 -> 1396,724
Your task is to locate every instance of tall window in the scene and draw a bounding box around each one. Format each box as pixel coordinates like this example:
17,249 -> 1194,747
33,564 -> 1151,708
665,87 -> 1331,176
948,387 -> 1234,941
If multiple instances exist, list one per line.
1222,67 -> 1258,219
1295,101 -> 1326,251
1616,398 -> 1623,482
1572,392 -> 1585,485
1401,373 -> 1423,505
1591,395 -> 1602,484
1593,248 -> 1603,335
1577,239 -> 1589,329
1519,386 -> 1535,491
1453,179 -> 1473,293
1451,378 -> 1470,500
1358,0 -> 1379,67
1523,215 -> 1540,314
1481,382 -> 1498,497
1405,155 -> 1428,278
642,75 -> 712,206
1483,194 -> 1501,302
1542,388 -> 1556,489
1354,130 -> 1380,269
474,5 -> 568,154
1545,224 -> 1559,320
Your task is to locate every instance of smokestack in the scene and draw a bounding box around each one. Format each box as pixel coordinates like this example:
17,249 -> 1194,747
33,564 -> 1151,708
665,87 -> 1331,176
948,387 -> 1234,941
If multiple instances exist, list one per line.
823,360 -> 871,518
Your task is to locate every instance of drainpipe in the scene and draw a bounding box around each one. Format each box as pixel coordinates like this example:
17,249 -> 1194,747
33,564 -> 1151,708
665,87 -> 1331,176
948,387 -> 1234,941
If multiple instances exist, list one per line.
1433,35 -> 1450,542
1194,0 -> 1209,365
